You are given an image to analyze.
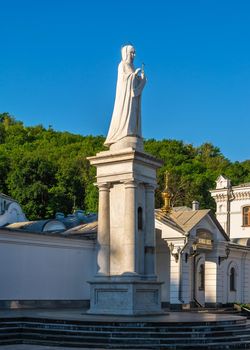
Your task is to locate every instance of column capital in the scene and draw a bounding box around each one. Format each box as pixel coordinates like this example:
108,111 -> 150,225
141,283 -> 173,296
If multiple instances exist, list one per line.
97,183 -> 110,191
124,179 -> 137,189
145,183 -> 156,191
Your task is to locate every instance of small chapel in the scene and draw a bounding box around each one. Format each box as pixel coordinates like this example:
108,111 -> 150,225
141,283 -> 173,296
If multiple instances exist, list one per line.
155,174 -> 250,309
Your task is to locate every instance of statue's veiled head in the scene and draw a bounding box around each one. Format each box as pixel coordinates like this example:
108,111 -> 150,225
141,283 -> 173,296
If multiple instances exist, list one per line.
121,45 -> 135,63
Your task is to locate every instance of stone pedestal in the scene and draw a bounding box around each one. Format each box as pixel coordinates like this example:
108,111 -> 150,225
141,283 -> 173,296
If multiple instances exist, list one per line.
88,278 -> 162,315
87,147 -> 163,315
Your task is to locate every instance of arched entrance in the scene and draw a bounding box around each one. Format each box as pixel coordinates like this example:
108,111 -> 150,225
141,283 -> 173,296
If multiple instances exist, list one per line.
193,229 -> 214,307
194,256 -> 205,306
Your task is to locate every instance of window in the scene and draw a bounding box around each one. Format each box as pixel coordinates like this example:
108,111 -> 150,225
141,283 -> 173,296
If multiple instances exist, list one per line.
199,264 -> 205,291
138,207 -> 143,230
230,267 -> 236,291
243,207 -> 250,227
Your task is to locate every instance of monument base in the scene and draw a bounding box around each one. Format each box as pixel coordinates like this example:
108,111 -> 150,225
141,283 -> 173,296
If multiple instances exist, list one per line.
88,278 -> 163,315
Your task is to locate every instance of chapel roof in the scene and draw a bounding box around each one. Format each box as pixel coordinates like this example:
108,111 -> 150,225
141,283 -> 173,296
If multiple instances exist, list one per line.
170,209 -> 210,233
155,207 -> 229,240
156,207 -> 210,234
155,209 -> 185,234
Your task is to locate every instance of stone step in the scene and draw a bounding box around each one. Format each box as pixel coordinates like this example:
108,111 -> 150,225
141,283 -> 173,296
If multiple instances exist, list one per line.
2,331 -> 250,345
1,325 -> 249,338
1,316 -> 246,327
1,316 -> 250,349
4,326 -> 248,339
0,318 -> 248,331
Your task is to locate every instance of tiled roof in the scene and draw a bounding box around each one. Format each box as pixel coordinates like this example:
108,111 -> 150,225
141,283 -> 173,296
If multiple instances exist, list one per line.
233,182 -> 250,189
155,208 -> 210,234
63,221 -> 98,239
155,209 -> 185,234
170,209 -> 210,232
57,213 -> 98,229
6,220 -> 66,233
5,221 -> 31,229
156,207 -> 229,240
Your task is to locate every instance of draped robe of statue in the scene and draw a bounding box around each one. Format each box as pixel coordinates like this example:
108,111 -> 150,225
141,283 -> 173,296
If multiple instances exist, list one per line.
104,45 -> 146,147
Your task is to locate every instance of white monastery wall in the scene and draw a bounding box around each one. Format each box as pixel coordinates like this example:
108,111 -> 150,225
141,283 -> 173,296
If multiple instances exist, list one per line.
0,231 -> 95,301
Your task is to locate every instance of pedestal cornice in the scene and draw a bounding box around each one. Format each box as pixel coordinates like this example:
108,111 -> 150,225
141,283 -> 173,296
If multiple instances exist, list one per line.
87,148 -> 163,169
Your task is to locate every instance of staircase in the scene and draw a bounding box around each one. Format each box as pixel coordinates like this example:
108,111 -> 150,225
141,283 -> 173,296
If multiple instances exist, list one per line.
1,316 -> 250,349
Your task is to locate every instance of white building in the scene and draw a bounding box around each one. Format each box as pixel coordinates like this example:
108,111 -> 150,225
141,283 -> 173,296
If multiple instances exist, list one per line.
0,193 -> 27,227
210,175 -> 250,240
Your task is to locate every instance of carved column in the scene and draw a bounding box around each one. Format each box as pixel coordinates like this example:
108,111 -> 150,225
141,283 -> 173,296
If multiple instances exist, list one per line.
97,183 -> 110,275
124,180 -> 137,274
144,184 -> 156,276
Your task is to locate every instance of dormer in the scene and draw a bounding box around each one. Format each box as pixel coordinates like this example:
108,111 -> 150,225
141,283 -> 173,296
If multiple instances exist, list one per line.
215,175 -> 231,190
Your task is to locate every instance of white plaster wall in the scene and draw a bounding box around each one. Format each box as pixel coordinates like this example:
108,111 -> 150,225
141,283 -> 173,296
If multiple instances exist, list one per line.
156,232 -> 170,302
169,255 -> 181,304
220,248 -> 246,304
215,202 -> 228,233
230,199 -> 250,239
211,186 -> 250,239
0,231 -> 95,300
205,260 -> 217,304
181,254 -> 192,304
243,253 -> 250,303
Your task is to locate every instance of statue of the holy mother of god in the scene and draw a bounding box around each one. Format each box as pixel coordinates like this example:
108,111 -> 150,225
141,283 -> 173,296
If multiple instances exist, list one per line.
104,45 -> 146,147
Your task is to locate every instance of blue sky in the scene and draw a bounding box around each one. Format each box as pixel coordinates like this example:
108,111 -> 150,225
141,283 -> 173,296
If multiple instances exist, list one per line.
0,0 -> 249,161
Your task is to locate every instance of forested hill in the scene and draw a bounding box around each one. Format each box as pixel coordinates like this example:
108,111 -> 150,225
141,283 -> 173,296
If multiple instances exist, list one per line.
0,113 -> 249,220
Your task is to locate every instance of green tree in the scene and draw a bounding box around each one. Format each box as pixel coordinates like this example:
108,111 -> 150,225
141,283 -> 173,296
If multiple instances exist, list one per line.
0,113 -> 249,219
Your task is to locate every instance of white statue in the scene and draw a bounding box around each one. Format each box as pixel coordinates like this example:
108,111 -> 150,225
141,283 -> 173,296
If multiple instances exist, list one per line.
104,45 -> 146,148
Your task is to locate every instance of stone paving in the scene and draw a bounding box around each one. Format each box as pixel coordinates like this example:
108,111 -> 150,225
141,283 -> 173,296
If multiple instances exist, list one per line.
0,346 -> 148,350
0,307 -> 245,323
0,346 -> 106,350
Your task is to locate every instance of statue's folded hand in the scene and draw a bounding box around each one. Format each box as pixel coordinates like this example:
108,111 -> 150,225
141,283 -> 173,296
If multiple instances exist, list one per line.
135,68 -> 141,76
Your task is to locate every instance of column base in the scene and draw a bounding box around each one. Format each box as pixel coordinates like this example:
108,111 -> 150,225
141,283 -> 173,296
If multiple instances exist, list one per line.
88,278 -> 163,315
